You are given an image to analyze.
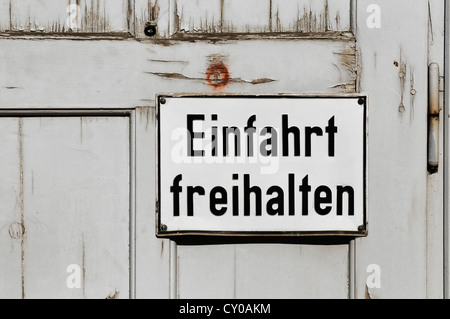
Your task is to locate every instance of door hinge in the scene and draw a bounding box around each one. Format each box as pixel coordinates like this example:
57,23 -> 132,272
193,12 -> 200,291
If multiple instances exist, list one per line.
428,62 -> 440,174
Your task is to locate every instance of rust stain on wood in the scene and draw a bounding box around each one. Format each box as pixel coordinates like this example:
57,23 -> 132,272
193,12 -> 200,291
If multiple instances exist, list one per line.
146,53 -> 276,87
206,56 -> 230,90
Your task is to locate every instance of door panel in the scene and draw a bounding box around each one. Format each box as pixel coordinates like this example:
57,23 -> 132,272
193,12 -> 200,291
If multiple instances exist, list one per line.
1,0 -> 129,33
0,116 -> 130,299
134,0 -> 351,38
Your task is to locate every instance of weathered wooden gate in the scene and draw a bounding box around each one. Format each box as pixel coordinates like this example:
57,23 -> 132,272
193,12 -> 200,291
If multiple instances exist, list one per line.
0,0 -> 446,299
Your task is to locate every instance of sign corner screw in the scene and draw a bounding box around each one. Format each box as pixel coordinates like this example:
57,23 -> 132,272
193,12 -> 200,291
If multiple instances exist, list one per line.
160,97 -> 166,105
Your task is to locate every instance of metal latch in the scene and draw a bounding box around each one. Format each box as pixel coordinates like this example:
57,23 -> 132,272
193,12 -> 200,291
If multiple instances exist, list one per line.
428,62 -> 440,174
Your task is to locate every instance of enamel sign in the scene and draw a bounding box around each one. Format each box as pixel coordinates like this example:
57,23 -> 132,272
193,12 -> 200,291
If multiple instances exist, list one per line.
156,95 -> 367,237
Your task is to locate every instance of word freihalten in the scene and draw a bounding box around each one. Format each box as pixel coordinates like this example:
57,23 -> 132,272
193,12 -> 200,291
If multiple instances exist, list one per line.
170,114 -> 355,217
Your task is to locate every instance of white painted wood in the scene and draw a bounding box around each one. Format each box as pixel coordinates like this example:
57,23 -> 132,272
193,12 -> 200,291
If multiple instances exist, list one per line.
21,117 -> 130,299
0,38 -> 356,109
170,0 -> 350,35
177,244 -> 349,298
234,244 -> 349,298
355,0 -> 430,299
0,1 -> 10,31
0,119 -> 22,299
0,0 -> 445,300
220,0 -> 270,33
2,0 -> 129,33
271,0 -> 350,32
135,106 -> 171,298
177,245 -> 236,298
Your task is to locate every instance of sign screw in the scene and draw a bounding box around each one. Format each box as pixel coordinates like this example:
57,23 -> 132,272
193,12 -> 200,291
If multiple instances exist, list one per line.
358,98 -> 365,105
160,97 -> 166,105
358,225 -> 365,232
161,224 -> 168,232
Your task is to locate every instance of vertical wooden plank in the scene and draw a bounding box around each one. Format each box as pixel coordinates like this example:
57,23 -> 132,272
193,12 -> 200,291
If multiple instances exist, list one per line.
135,106 -> 171,298
22,117 -> 130,299
356,0 -> 429,299
326,0 -> 351,31
5,0 -> 128,33
0,1 -> 11,31
0,119 -> 22,299
177,244 -> 349,298
235,245 -> 349,299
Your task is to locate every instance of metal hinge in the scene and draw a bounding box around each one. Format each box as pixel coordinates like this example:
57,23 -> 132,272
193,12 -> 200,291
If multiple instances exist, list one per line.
428,62 -> 440,174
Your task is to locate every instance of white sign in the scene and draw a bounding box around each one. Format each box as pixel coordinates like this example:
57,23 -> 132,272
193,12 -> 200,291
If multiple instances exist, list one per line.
157,95 -> 367,236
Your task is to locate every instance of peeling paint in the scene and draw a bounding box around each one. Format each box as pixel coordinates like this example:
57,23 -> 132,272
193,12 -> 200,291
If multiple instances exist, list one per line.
105,289 -> 119,299
365,285 -> 372,299
172,0 -> 345,36
146,71 -> 275,87
297,3 -> 330,33
147,59 -> 188,64
4,0 -> 125,34
331,43 -> 358,93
